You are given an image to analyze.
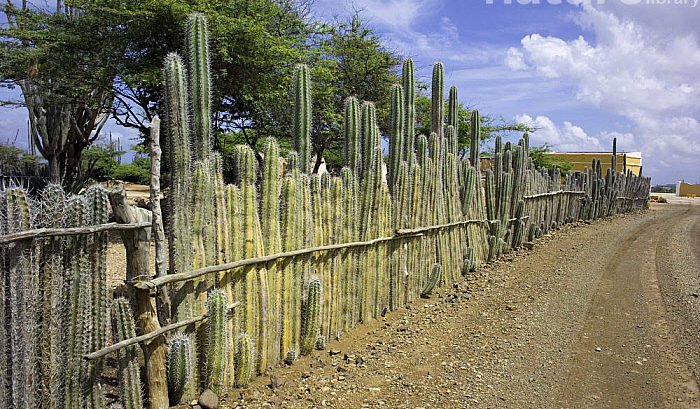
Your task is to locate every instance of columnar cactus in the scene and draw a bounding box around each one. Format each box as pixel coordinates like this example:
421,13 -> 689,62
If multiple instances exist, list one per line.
420,263 -> 442,298
361,101 -> 380,178
293,64 -> 312,173
5,187 -> 39,409
402,58 -> 416,162
205,289 -> 228,395
388,83 -> 405,189
469,110 -> 480,168
112,298 -> 143,409
447,86 -> 459,155
431,61 -> 444,136
300,276 -> 322,355
234,333 -> 254,388
163,52 -> 194,321
187,12 -> 211,160
344,96 -> 361,176
262,137 -> 282,364
167,334 -> 193,403
85,186 -> 109,404
64,195 -> 89,409
235,144 -> 268,373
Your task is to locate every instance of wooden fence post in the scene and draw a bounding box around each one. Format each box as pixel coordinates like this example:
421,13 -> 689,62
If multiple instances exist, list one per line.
109,187 -> 169,409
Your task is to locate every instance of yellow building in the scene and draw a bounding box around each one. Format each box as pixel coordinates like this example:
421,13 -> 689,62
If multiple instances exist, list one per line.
676,182 -> 700,197
547,151 -> 643,176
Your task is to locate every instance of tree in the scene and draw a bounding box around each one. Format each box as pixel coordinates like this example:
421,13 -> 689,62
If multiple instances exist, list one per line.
528,144 -> 574,173
112,0 -> 311,147
305,14 -> 401,171
1,0 -> 130,185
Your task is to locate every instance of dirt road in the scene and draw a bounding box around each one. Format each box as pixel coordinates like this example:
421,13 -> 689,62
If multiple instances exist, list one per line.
230,204 -> 700,409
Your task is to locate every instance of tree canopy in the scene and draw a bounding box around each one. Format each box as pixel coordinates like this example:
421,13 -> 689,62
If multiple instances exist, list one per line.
1,0 -> 530,185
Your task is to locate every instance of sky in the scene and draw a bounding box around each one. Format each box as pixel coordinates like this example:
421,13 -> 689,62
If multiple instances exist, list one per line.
310,0 -> 700,184
2,0 -> 699,184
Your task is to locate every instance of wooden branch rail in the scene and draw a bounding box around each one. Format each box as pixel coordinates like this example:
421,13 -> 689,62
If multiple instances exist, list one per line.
523,190 -> 586,200
133,232 -> 427,290
134,214 -> 542,291
0,222 -> 152,245
395,218 -> 490,235
85,302 -> 240,360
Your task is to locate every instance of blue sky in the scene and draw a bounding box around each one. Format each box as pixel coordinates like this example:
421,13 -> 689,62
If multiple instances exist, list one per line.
312,0 -> 700,184
2,0 -> 699,183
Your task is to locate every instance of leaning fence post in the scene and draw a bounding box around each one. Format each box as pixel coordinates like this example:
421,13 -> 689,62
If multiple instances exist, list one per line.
109,186 -> 169,409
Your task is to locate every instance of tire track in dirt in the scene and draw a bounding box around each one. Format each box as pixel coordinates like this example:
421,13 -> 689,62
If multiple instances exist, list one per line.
557,205 -> 700,408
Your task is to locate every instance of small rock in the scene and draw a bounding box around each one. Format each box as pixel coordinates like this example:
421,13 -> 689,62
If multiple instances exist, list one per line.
594,347 -> 602,352
329,349 -> 341,356
198,389 -> 219,409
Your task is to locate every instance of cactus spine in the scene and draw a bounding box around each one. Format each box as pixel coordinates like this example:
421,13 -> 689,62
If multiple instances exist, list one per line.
205,289 -> 228,394
300,277 -> 322,355
167,334 -> 193,403
293,64 -> 312,173
421,263 -> 442,298
113,298 -> 143,409
344,96 -> 361,176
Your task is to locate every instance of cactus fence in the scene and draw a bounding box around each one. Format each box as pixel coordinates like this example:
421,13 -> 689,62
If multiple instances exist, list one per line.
0,12 -> 651,409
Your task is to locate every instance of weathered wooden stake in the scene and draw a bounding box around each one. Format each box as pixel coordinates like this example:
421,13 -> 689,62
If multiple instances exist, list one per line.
148,116 -> 171,325
109,186 -> 169,409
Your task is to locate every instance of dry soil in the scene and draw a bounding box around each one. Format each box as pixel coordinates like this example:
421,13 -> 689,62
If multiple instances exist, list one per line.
214,203 -> 700,409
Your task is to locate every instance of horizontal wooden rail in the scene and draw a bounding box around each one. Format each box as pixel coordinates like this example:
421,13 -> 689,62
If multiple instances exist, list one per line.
0,222 -> 152,245
523,190 -> 586,200
85,302 -> 240,360
395,218 -> 489,235
133,233 -> 427,290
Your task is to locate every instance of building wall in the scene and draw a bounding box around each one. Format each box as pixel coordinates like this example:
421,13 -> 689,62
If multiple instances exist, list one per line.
676,182 -> 700,197
547,152 -> 643,176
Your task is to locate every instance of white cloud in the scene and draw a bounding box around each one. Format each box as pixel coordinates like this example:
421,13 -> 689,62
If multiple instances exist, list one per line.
507,4 -> 700,182
515,114 -> 602,152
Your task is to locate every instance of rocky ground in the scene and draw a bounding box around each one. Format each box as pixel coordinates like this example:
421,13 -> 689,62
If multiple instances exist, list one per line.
199,203 -> 700,409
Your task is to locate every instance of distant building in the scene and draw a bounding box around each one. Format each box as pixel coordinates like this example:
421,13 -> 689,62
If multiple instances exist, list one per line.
676,181 -> 700,198
546,151 -> 643,176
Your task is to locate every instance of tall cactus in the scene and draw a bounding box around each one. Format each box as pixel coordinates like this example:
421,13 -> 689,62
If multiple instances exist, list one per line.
360,101 -> 380,178
167,334 -> 193,404
163,52 -> 194,322
402,58 -> 416,162
205,289 -> 228,395
344,96 -> 361,176
64,195 -> 89,409
447,86 -> 459,155
388,83 -> 405,189
262,137 -> 282,364
5,187 -> 39,409
235,144 -> 268,374
293,64 -> 312,173
112,298 -> 143,409
187,12 -> 211,160
431,61 -> 444,136
300,276 -> 322,355
469,110 -> 480,168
